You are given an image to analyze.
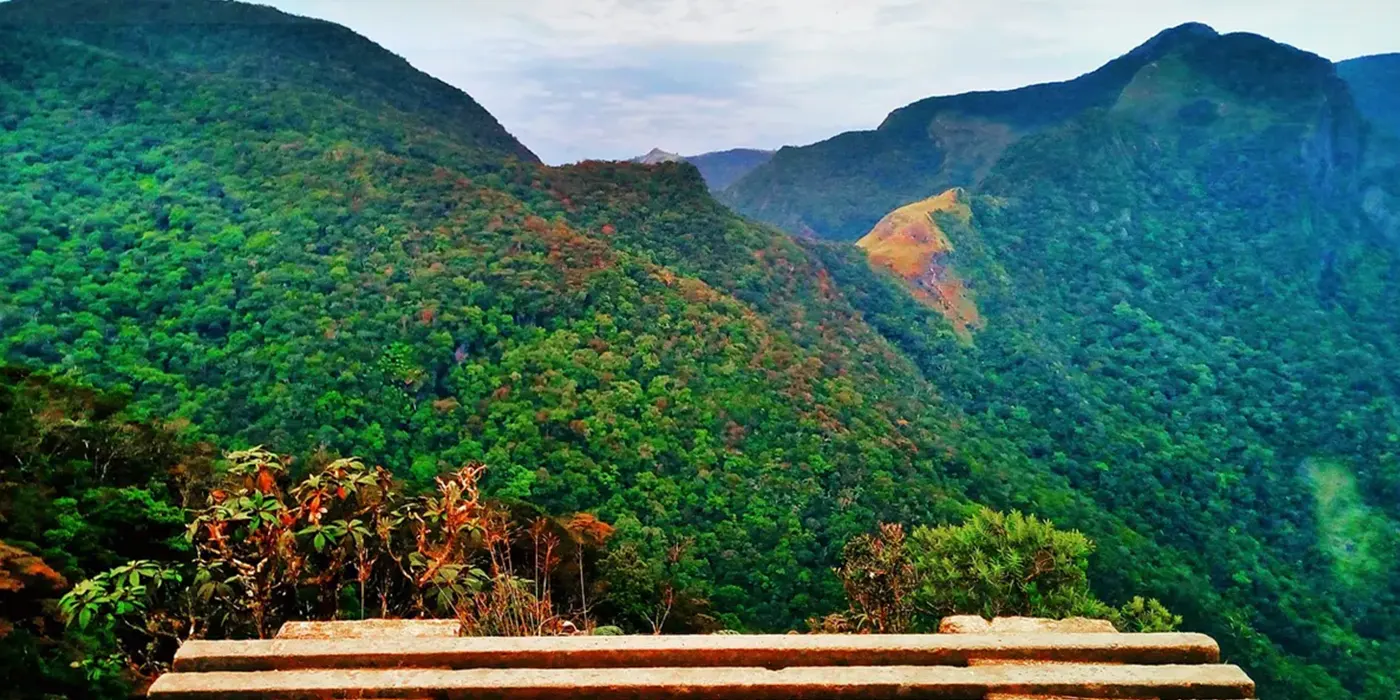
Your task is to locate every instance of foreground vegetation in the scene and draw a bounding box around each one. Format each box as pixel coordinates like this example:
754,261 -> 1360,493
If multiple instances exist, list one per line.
0,369 -> 706,696
2,368 -> 1176,697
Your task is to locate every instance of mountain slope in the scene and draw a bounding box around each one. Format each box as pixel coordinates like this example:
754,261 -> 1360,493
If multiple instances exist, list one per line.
1338,53 -> 1400,138
807,30 -> 1400,698
686,148 -> 775,191
854,189 -> 980,334
721,23 -> 1219,240
3,3 -> 1399,697
630,147 -> 685,164
0,0 -> 539,163
630,147 -> 775,191
0,0 -> 991,635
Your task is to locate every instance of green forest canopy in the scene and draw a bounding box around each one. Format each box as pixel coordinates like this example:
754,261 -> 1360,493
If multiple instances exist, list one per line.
1,1 -> 1399,697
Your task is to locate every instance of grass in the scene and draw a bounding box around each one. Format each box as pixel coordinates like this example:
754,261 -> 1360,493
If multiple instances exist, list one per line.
1303,458 -> 1395,589
856,189 -> 981,334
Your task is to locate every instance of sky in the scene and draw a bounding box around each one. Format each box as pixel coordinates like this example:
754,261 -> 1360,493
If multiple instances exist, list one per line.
252,0 -> 1398,165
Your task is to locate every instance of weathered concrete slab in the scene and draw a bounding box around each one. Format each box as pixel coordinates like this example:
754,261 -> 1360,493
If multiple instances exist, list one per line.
985,696 -> 1140,700
172,633 -> 1221,673
987,618 -> 1118,634
146,664 -> 1255,699
940,616 -> 992,634
276,619 -> 460,639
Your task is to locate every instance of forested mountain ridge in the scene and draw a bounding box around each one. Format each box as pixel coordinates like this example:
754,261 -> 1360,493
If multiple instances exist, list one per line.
628,147 -> 775,191
0,0 -> 983,637
800,28 -> 1400,698
683,148 -> 776,191
719,22 -> 1221,240
0,0 -> 538,163
2,1 -> 1399,697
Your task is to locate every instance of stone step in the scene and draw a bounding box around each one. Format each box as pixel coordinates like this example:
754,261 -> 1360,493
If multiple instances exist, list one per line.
146,664 -> 1255,699
172,633 -> 1221,673
276,619 -> 460,639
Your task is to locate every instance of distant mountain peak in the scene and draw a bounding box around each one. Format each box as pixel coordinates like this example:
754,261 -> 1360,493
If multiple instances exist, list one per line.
0,0 -> 539,162
625,148 -> 776,191
631,148 -> 686,165
1128,22 -> 1219,58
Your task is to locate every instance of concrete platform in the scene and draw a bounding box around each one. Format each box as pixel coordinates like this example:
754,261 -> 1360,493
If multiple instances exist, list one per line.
276,619 -> 461,639
149,620 -> 1255,699
172,633 -> 1223,672
147,664 -> 1255,699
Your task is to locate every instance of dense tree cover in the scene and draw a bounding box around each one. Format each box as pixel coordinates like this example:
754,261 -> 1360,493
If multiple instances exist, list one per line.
808,33 -> 1400,698
0,370 -> 710,697
0,0 -> 536,163
4,2 -> 1400,698
59,449 -> 688,683
0,368 -> 212,699
0,0 -> 981,643
720,23 -> 1221,240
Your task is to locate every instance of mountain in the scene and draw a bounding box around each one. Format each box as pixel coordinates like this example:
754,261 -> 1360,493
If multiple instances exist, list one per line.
1338,53 -> 1400,138
853,189 -> 980,334
0,0 -> 537,164
629,147 -> 775,191
2,2 -> 1399,696
630,147 -> 685,164
721,23 -> 1220,240
800,27 -> 1400,697
1,0 -> 979,634
685,148 -> 776,191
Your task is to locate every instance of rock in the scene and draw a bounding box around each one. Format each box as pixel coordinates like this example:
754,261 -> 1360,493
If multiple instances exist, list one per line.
986,617 -> 1117,634
275,619 -> 460,639
148,663 -> 1254,699
939,615 -> 991,634
986,695 -> 1102,700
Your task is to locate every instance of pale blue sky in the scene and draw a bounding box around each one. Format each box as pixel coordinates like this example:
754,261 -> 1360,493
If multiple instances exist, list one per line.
176,1 -> 1400,163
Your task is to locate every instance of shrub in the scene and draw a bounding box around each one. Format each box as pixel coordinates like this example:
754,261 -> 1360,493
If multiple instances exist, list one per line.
907,508 -> 1108,621
827,509 -> 1180,633
831,523 -> 917,633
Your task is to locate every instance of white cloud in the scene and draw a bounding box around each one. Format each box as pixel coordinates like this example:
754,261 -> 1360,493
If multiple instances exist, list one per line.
262,0 -> 1400,164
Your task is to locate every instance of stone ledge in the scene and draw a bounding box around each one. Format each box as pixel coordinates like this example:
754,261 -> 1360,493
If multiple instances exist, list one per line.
277,619 -> 460,639
941,616 -> 1118,634
148,663 -> 1255,699
172,633 -> 1222,673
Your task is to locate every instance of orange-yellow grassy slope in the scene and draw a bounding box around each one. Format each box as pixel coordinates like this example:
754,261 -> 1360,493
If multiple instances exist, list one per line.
856,189 -> 981,334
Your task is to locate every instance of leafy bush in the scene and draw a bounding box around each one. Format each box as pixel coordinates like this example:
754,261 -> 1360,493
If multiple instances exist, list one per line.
908,509 -> 1109,621
61,447 -> 625,684
827,510 -> 1179,633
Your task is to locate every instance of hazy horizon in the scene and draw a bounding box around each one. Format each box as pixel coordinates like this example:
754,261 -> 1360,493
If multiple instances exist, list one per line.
12,0 -> 1399,164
